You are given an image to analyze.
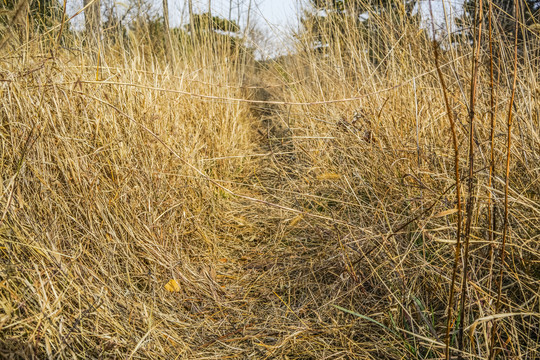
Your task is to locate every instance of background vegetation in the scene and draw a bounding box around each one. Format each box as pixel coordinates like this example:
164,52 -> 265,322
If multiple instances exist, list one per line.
1,0 -> 539,358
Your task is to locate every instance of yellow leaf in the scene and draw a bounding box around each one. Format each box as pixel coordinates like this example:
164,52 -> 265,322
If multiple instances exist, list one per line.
164,279 -> 181,293
433,208 -> 458,218
288,214 -> 304,227
233,216 -> 247,226
317,173 -> 341,180
468,320 -> 478,345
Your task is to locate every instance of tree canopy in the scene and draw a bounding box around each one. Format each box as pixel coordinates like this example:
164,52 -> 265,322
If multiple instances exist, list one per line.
300,0 -> 419,56
186,12 -> 240,34
457,0 -> 539,40
1,0 -> 63,28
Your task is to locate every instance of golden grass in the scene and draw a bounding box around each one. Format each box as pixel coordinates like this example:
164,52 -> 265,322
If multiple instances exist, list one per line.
1,4 -> 539,359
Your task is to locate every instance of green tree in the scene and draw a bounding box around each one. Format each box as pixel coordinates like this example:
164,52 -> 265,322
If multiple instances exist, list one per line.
454,0 -> 540,71
184,12 -> 248,57
456,0 -> 539,42
1,0 -> 63,29
300,0 -> 419,60
84,0 -> 101,44
186,12 -> 240,35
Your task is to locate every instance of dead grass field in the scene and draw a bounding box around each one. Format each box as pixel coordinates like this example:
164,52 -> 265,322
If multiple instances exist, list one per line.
1,3 -> 539,359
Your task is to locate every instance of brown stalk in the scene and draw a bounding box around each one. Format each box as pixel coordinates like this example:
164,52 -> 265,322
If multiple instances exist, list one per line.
489,0 -> 520,358
427,1 -> 463,358
486,0 -> 498,291
54,0 -> 68,49
458,0 -> 484,355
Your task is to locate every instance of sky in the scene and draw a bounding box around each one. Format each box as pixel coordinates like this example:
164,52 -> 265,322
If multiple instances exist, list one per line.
66,0 -> 305,57
185,0 -> 303,28
166,0 -> 464,56
168,0 -> 305,57
166,0 -> 464,37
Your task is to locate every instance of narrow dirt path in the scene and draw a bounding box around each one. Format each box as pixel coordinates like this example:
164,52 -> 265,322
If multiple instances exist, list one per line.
184,80 -> 378,359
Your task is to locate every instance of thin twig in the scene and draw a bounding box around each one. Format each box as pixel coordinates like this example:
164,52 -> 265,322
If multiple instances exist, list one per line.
489,0 -> 520,358
428,1 -> 463,359
486,0 -> 498,294
458,0 -> 484,354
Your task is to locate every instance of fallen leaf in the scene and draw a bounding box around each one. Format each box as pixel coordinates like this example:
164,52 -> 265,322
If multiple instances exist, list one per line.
164,279 -> 181,293
433,208 -> 458,218
288,214 -> 304,227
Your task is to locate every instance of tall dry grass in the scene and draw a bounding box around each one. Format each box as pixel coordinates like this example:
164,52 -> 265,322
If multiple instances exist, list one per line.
1,17 -> 261,357
257,3 -> 539,359
1,1 -> 539,359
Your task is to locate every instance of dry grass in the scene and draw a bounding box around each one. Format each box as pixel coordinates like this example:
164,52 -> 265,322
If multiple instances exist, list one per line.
1,3 -> 539,359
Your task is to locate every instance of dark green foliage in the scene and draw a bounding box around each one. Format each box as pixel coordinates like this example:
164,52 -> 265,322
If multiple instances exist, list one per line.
454,0 -> 540,71
124,12 -> 250,61
300,0 -> 419,60
102,5 -> 127,45
307,0 -> 417,16
186,12 -> 240,34
0,0 -> 63,29
183,12 -> 252,58
456,0 -> 539,40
